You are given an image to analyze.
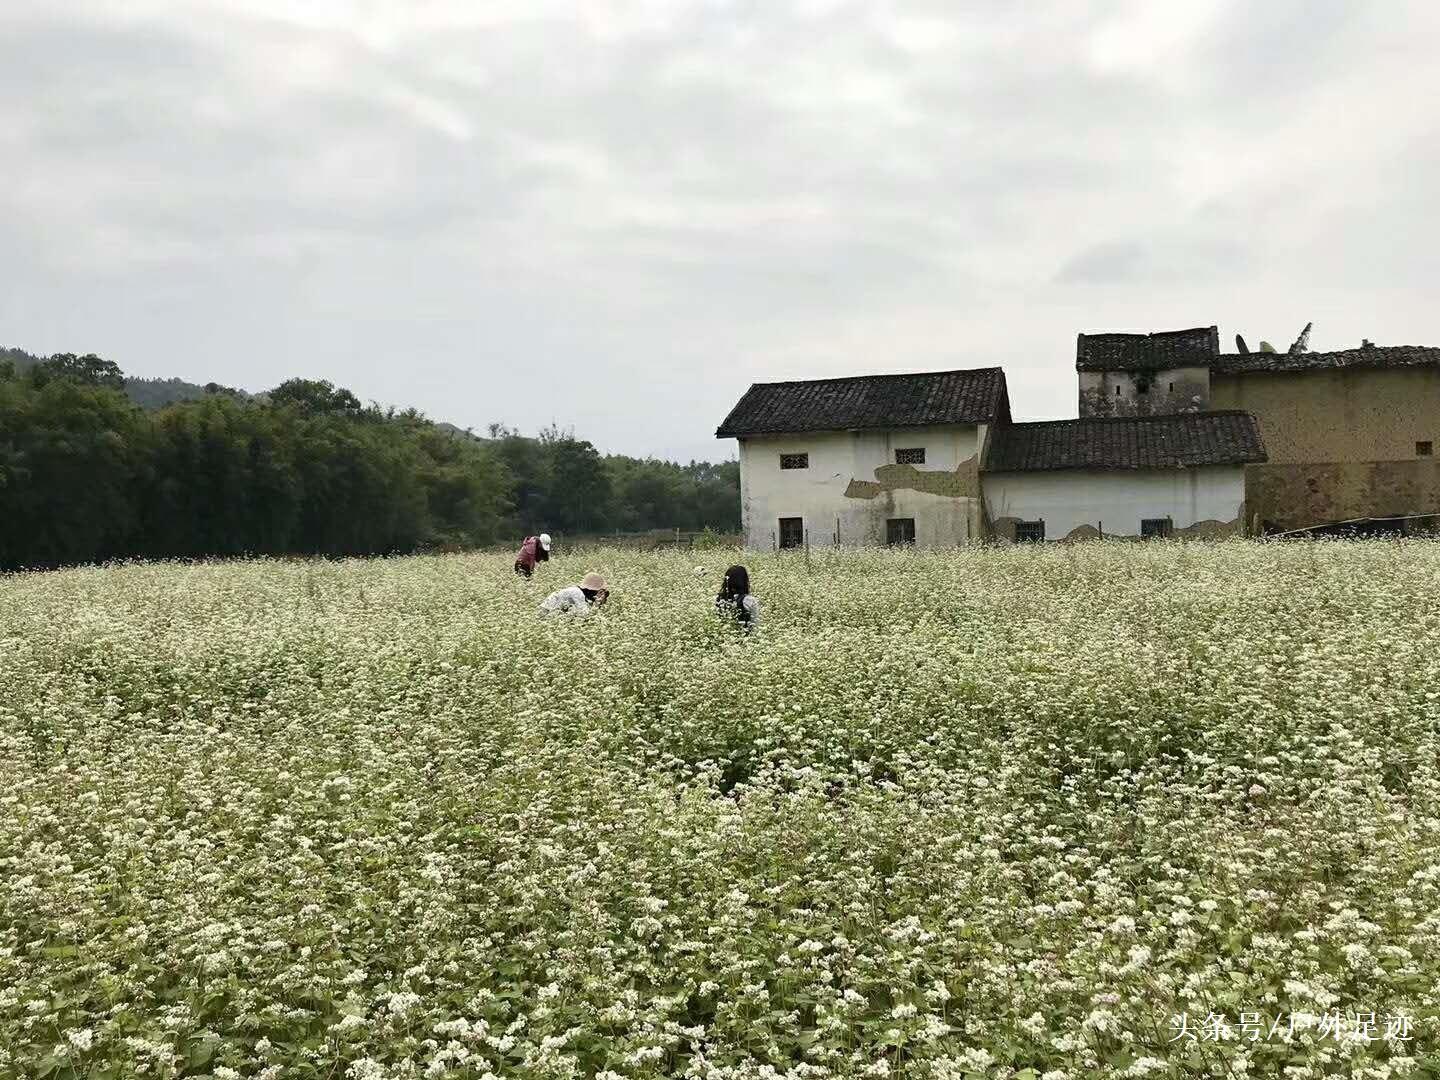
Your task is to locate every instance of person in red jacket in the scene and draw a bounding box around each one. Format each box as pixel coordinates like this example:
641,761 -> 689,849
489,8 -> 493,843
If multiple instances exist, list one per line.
514,533 -> 552,578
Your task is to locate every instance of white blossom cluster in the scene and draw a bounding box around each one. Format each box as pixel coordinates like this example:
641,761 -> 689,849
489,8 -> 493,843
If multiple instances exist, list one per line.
1,540 -> 1438,1078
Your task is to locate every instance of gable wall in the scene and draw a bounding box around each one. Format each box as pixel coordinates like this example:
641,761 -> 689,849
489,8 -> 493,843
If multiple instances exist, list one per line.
738,425 -> 985,549
1078,366 -> 1211,418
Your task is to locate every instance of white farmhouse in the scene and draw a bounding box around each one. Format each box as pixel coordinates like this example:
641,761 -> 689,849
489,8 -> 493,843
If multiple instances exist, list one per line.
715,368 -> 1011,549
981,412 -> 1265,541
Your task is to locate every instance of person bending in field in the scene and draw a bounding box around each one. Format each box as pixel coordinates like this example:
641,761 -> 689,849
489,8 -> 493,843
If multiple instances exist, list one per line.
540,572 -> 609,616
514,532 -> 552,578
715,564 -> 760,630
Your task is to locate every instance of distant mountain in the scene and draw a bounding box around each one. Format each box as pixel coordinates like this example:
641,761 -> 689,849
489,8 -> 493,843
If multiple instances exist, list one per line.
125,377 -> 219,409
3,345 -> 255,410
6,345 -> 485,435
434,422 -> 489,443
1,345 -> 41,371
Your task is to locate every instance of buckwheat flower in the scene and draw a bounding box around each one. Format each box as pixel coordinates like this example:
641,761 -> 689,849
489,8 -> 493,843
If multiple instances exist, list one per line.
1107,915 -> 1136,936
890,1003 -> 918,1020
66,1029 -> 94,1052
1124,1057 -> 1166,1076
958,1047 -> 995,1071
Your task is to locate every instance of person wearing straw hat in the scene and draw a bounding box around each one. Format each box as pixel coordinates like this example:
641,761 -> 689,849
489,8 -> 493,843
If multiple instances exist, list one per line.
514,532 -> 552,578
539,572 -> 610,616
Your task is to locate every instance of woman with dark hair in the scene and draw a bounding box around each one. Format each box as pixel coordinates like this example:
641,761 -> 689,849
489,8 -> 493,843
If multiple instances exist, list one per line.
715,565 -> 760,630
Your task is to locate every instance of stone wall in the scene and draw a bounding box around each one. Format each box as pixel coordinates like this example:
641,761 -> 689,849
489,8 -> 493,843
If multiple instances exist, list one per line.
1211,367 -> 1440,464
1246,460 -> 1440,532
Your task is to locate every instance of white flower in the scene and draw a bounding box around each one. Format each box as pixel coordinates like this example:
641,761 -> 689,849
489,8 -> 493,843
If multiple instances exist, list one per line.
65,1029 -> 94,1052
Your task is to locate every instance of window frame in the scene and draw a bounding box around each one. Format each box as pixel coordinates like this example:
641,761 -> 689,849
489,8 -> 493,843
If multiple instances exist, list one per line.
779,452 -> 809,471
1140,517 -> 1174,539
1417,441 -> 1433,457
885,517 -> 916,546
1014,521 -> 1045,543
778,517 -> 805,549
894,447 -> 926,466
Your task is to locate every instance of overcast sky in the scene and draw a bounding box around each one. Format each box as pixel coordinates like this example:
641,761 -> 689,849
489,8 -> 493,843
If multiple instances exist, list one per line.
5,1 -> 1439,461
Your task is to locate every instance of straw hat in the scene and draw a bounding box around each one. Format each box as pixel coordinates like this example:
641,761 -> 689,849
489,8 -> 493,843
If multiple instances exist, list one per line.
580,572 -> 608,592
539,533 -> 552,551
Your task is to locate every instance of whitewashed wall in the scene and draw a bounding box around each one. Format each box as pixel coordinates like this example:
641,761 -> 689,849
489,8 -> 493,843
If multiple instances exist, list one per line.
982,466 -> 1247,539
737,425 -> 986,549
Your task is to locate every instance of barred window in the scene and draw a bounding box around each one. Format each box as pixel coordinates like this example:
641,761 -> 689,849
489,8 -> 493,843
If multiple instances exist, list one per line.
779,453 -> 809,470
1014,521 -> 1045,543
1141,517 -> 1173,539
894,447 -> 926,465
886,518 -> 916,545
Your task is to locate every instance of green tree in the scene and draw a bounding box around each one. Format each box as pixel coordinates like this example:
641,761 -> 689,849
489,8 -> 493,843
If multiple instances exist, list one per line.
268,377 -> 364,416
0,377 -> 147,568
31,353 -> 126,389
542,428 -> 613,534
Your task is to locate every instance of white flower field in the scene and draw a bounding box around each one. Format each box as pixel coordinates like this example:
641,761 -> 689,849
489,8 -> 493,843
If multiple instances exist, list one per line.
2,541 -> 1439,1079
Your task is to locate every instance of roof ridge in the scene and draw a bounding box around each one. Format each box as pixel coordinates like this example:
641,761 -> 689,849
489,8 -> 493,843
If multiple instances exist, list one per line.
744,366 -> 1004,388
1218,344 -> 1440,356
1079,326 -> 1216,338
1005,410 -> 1254,428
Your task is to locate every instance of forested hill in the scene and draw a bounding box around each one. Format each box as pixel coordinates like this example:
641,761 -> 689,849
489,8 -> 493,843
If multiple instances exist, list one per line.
2,346 -> 239,409
0,350 -> 738,570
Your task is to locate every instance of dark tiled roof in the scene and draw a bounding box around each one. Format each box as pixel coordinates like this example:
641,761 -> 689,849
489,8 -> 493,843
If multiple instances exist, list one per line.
984,411 -> 1266,472
715,368 -> 1011,438
1212,344 -> 1440,375
1075,327 -> 1219,372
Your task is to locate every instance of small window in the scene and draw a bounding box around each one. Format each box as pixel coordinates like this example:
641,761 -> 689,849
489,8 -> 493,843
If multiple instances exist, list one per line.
1115,385 -> 1121,396
886,518 -> 916,545
1168,382 -> 1175,392
779,453 -> 808,470
894,447 -> 926,465
778,517 -> 804,549
1014,521 -> 1045,543
1418,441 -> 1433,457
1136,382 -> 1149,395
1141,518 -> 1173,539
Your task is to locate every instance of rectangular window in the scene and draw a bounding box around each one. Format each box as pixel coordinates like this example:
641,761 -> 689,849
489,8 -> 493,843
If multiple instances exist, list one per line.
1141,517 -> 1173,539
779,453 -> 808,470
886,518 -> 916,545
1418,441 -> 1433,457
894,447 -> 926,465
1014,521 -> 1045,543
778,517 -> 804,549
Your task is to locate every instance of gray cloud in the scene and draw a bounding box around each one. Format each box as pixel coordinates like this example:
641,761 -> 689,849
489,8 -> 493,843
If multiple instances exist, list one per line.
3,0 -> 1440,460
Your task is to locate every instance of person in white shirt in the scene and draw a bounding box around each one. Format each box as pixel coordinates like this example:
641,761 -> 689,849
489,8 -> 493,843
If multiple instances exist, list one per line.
540,572 -> 609,616
715,565 -> 760,630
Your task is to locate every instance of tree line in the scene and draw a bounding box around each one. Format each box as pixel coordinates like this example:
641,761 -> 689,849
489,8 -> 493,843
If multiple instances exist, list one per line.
0,352 -> 739,571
